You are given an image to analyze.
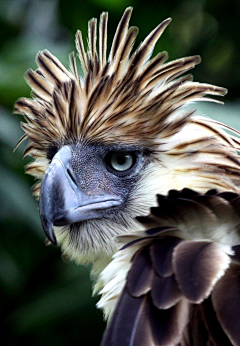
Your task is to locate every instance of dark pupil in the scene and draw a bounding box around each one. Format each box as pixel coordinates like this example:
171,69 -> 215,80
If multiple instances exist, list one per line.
116,155 -> 127,165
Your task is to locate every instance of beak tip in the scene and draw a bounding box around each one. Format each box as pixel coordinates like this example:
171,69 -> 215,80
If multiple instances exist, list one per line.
48,232 -> 58,246
40,215 -> 58,246
46,228 -> 58,246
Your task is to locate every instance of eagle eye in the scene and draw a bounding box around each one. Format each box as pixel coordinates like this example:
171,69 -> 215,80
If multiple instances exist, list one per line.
105,152 -> 136,174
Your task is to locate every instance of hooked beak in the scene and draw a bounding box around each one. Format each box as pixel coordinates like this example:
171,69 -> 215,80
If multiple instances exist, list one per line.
39,146 -> 122,245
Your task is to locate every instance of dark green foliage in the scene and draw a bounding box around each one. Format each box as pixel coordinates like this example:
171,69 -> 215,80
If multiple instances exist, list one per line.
0,0 -> 239,345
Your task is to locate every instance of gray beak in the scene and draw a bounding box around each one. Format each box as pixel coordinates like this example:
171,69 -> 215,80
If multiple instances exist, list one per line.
39,146 -> 122,245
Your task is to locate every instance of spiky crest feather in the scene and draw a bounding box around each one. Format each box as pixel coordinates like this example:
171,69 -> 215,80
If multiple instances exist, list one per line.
14,7 -> 240,200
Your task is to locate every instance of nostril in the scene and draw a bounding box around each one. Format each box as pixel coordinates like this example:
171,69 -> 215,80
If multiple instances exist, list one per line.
67,168 -> 78,185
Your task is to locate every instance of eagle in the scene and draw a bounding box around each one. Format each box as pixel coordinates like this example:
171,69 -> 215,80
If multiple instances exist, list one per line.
14,7 -> 240,346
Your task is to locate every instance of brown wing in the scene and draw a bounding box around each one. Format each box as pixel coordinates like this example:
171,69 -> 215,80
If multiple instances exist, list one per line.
100,189 -> 240,346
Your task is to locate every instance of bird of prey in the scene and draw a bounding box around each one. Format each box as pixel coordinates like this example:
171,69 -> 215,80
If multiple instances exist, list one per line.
14,7 -> 240,346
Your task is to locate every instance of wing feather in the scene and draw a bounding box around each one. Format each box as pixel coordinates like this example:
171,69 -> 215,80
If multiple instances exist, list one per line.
99,189 -> 240,345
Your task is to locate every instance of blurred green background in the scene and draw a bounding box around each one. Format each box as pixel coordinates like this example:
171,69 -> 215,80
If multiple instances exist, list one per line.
0,0 -> 239,345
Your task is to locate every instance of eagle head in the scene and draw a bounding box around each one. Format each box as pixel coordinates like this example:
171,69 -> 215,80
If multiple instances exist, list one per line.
39,140 -> 154,266
14,7 -> 240,271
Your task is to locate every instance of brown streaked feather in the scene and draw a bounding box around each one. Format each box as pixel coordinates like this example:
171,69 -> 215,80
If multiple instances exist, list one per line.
112,26 -> 139,81
36,50 -> 73,88
191,116 -> 240,148
209,120 -> 240,147
26,68 -> 53,102
75,29 -> 88,75
87,17 -> 99,83
23,143 -> 44,158
128,17 -> 172,77
25,161 -> 47,175
88,18 -> 97,61
146,56 -> 200,89
136,51 -> 168,88
99,12 -> 108,69
14,133 -> 28,151
109,7 -> 133,62
69,52 -> 79,80
31,181 -> 42,197
67,80 -> 82,138
53,89 -> 68,130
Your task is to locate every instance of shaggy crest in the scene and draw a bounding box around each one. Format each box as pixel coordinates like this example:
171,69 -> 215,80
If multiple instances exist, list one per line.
14,7 -> 240,197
